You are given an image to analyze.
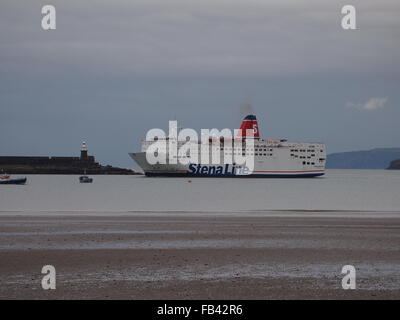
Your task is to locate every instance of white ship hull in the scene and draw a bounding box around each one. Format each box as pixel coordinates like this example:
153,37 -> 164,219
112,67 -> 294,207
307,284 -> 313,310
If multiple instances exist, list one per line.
130,149 -> 325,178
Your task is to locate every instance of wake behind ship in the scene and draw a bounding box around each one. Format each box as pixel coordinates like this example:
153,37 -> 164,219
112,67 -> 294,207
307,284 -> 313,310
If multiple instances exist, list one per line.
129,115 -> 326,177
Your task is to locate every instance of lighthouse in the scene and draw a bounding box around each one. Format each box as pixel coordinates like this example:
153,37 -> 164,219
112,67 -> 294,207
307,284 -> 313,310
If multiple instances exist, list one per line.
80,141 -> 88,160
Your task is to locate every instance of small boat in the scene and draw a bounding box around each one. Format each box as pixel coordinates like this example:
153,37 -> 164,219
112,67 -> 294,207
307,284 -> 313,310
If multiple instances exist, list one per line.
0,174 -> 27,185
79,175 -> 93,183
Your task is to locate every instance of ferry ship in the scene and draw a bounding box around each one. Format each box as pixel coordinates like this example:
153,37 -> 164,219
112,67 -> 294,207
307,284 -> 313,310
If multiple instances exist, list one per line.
129,115 -> 326,177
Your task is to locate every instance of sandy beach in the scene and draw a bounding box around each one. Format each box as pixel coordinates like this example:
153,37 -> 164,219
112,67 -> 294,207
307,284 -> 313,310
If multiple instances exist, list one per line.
0,211 -> 399,299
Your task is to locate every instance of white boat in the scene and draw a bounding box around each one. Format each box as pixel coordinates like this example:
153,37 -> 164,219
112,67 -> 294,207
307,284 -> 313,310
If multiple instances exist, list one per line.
0,174 -> 27,184
129,115 -> 326,178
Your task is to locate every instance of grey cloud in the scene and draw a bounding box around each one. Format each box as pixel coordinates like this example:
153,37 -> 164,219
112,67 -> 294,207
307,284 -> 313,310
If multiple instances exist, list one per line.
1,0 -> 399,77
347,97 -> 388,111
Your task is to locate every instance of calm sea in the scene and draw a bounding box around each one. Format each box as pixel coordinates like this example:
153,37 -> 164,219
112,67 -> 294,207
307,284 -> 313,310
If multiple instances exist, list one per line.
0,170 -> 399,212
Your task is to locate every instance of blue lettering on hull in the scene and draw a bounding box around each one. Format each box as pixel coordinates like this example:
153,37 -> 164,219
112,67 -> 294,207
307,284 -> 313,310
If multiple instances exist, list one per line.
188,164 -> 250,176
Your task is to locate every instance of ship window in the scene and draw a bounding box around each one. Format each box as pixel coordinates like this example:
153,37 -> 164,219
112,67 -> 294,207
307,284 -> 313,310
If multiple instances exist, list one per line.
307,162 -> 310,165
311,162 -> 315,165
303,161 -> 306,165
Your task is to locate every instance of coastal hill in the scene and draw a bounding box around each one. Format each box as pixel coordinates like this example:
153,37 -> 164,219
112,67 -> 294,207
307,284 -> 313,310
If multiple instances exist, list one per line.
387,159 -> 400,170
0,142 -> 141,175
327,148 -> 400,169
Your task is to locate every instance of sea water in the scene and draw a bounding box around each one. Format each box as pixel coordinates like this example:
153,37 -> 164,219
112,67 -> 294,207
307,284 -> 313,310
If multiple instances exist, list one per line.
0,170 -> 399,213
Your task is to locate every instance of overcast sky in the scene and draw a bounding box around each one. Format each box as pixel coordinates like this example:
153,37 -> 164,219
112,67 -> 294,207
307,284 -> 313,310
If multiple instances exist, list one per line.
1,0 -> 399,167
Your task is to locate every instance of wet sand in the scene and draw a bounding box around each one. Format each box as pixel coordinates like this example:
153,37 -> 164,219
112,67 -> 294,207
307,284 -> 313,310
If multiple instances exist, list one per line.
0,211 -> 399,299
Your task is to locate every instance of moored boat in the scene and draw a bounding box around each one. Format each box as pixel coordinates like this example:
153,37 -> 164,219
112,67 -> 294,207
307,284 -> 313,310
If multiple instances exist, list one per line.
0,174 -> 27,185
79,168 -> 93,183
79,175 -> 93,183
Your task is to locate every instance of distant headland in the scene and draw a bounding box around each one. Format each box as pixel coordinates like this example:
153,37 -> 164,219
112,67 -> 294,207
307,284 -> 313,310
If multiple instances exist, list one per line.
387,159 -> 400,170
0,142 -> 141,175
327,148 -> 400,169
